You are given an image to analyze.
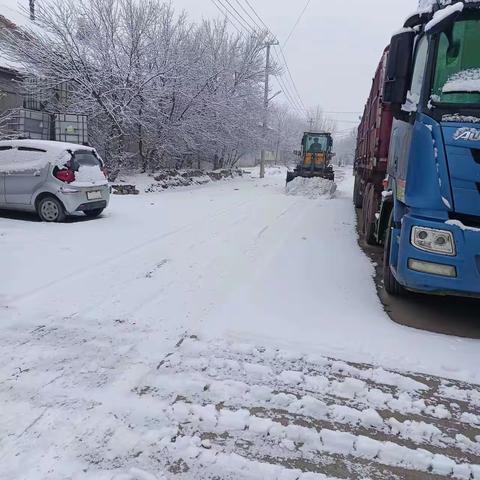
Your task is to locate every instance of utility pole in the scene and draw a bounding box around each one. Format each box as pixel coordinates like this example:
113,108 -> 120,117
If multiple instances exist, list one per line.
260,39 -> 279,179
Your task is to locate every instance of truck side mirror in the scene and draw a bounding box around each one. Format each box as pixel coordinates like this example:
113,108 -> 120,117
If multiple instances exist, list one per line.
383,29 -> 415,107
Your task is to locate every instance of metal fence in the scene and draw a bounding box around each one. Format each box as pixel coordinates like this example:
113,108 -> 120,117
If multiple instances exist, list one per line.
2,108 -> 88,144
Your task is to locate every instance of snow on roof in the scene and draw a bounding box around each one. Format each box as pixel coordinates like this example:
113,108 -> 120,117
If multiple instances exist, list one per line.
0,1 -> 42,73
0,139 -> 94,153
443,68 -> 480,93
0,140 -> 97,173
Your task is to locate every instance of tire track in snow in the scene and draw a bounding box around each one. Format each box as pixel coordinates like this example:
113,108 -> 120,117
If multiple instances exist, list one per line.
5,199 -> 253,307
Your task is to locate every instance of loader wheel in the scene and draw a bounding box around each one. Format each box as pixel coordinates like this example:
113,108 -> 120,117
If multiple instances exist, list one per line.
353,174 -> 363,208
362,183 -> 378,245
383,212 -> 405,296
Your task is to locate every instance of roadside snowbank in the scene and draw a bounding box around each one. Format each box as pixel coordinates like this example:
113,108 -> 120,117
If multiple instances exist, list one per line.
113,169 -> 245,194
286,176 -> 337,199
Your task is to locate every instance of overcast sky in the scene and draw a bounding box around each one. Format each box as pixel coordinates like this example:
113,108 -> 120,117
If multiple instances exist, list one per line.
4,0 -> 420,132
172,0 -> 419,133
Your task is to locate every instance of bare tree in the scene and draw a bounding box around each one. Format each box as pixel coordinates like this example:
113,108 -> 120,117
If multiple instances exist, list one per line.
1,0 -> 307,172
334,128 -> 357,166
306,105 -> 337,134
270,104 -> 305,166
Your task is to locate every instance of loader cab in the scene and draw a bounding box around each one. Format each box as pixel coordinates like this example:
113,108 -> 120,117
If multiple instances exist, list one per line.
300,133 -> 332,169
301,133 -> 333,156
286,132 -> 335,183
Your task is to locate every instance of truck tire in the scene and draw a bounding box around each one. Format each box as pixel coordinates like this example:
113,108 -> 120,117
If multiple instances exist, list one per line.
353,174 -> 363,208
362,183 -> 378,245
383,212 -> 405,296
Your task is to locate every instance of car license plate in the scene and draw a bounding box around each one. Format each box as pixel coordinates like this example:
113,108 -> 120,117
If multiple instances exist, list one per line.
87,190 -> 102,200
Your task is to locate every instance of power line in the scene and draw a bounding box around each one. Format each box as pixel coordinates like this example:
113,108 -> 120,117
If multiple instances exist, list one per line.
272,52 -> 306,116
274,72 -> 305,117
283,0 -> 311,48
218,0 -> 257,34
270,50 -> 305,113
210,0 -> 243,34
276,46 -> 307,112
239,2 -> 309,116
219,0 -> 308,117
242,0 -> 272,33
228,0 -> 309,118
233,0 -> 264,32
211,0 -> 309,120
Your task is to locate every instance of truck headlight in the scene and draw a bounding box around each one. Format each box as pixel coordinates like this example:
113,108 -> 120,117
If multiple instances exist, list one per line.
411,227 -> 455,256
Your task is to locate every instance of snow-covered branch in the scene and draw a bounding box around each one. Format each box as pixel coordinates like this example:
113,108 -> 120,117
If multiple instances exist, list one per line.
1,0 -> 304,171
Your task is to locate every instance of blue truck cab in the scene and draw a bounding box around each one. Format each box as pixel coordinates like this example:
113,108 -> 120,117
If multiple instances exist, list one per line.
381,1 -> 480,297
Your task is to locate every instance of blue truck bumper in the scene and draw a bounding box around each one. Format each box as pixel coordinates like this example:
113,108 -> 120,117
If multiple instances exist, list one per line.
393,214 -> 480,297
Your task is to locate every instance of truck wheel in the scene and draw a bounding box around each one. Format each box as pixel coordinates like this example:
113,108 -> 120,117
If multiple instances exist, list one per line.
37,196 -> 66,223
362,183 -> 378,245
383,212 -> 405,296
353,174 -> 363,208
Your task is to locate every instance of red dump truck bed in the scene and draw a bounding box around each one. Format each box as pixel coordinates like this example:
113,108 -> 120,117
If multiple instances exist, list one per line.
354,46 -> 393,207
353,46 -> 394,244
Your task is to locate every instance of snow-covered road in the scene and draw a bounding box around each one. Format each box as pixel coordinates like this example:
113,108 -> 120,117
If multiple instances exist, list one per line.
1,168 -> 479,479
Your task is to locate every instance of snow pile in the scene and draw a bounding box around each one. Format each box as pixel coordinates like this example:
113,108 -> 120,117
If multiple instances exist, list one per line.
286,176 -> 337,199
443,69 -> 480,94
141,169 -> 242,193
0,158 -> 46,173
72,165 -> 108,187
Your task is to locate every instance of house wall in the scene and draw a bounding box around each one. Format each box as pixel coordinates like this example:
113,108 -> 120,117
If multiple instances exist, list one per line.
0,68 -> 22,111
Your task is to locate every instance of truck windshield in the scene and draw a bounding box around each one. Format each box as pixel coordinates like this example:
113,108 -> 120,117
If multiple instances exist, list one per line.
432,15 -> 480,105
